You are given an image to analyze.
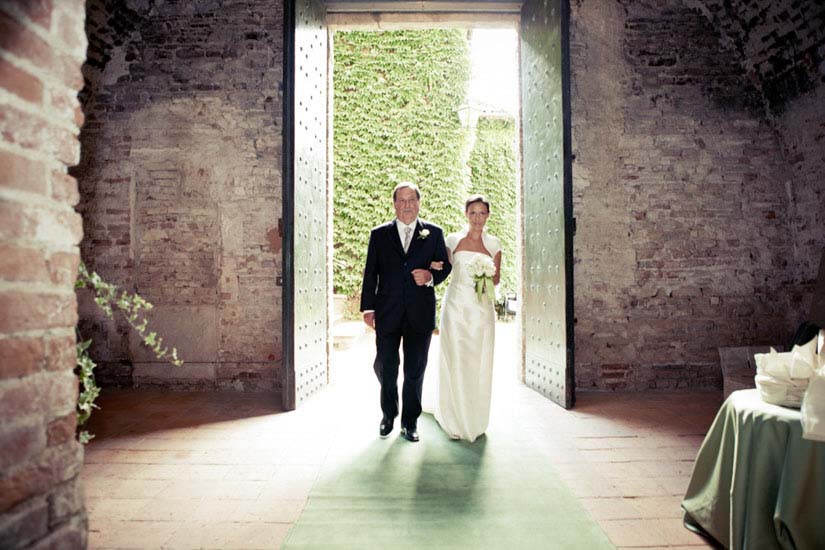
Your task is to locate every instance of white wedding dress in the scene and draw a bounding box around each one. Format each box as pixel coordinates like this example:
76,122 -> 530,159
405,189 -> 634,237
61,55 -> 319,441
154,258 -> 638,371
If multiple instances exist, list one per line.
432,231 -> 499,442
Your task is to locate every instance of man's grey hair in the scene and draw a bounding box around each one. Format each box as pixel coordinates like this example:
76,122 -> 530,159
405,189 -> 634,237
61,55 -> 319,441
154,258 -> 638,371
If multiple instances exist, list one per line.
392,182 -> 421,201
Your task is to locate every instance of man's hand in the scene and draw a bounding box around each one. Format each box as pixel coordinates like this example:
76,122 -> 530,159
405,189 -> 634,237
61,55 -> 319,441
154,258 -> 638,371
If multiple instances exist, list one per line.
363,311 -> 375,329
411,269 -> 433,286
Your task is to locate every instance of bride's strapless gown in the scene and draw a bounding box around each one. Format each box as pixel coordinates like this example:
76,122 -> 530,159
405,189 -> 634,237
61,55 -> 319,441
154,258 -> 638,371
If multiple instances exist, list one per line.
433,250 -> 495,442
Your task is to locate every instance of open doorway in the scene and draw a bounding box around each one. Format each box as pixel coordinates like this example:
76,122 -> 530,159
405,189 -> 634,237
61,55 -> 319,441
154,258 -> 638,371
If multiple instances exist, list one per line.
327,26 -> 523,395
284,0 -> 573,411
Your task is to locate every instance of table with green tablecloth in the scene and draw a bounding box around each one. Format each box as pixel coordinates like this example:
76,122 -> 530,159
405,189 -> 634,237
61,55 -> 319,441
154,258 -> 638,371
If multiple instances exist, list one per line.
682,389 -> 825,549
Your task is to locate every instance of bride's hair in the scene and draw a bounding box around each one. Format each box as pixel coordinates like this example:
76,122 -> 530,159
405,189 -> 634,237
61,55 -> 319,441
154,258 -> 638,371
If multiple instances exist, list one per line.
465,194 -> 490,212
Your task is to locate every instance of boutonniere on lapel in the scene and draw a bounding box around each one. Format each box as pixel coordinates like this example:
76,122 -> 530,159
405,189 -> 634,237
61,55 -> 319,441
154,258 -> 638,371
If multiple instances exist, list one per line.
418,228 -> 430,240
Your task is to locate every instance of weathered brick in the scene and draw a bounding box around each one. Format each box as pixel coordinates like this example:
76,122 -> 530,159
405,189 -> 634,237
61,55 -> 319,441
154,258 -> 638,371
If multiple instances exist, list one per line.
44,334 -> 75,373
57,11 -> 84,51
2,0 -> 53,29
46,251 -> 79,287
0,199 -> 36,242
0,105 -> 80,164
0,200 -> 83,247
41,371 -> 78,418
0,149 -> 48,195
29,516 -> 85,550
0,10 -> 84,93
56,51 -> 84,91
0,243 -> 50,284
0,417 -> 47,471
54,125 -> 80,166
50,171 -> 79,206
0,11 -> 52,71
0,336 -> 46,379
0,442 -> 83,513
0,57 -> 43,105
46,413 -> 76,447
72,102 -> 84,128
0,376 -> 42,419
47,479 -> 84,526
58,208 -> 84,243
0,0 -> 85,543
0,498 -> 49,549
46,85 -> 81,128
0,292 -> 78,333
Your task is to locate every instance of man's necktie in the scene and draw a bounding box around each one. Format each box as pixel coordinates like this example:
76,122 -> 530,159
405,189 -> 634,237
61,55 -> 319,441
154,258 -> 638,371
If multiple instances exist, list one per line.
403,226 -> 413,253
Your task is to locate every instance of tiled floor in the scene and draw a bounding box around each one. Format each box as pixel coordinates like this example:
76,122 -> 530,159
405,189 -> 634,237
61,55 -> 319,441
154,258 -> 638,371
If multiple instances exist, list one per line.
82,323 -> 721,548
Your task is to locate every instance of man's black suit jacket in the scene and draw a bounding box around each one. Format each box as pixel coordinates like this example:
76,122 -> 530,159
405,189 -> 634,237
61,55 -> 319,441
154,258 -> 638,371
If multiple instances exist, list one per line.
360,219 -> 452,334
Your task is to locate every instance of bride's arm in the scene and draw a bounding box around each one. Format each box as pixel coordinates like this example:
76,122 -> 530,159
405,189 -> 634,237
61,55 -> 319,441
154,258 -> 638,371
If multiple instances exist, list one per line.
429,248 -> 452,271
493,251 -> 501,285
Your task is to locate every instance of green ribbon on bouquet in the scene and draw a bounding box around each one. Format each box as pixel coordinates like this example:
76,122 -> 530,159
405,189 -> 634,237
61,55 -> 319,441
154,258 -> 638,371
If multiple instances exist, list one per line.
474,275 -> 494,303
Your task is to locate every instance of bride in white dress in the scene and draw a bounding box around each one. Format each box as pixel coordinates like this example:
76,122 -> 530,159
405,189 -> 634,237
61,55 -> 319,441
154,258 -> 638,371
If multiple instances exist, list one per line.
431,195 -> 501,442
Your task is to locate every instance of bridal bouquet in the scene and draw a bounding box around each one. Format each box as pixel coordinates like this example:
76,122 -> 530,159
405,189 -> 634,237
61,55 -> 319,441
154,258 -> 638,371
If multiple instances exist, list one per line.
467,255 -> 496,303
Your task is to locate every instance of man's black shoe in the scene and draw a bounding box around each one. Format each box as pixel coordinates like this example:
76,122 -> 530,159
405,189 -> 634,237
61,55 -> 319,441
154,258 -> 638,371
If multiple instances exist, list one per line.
379,418 -> 393,438
400,426 -> 419,442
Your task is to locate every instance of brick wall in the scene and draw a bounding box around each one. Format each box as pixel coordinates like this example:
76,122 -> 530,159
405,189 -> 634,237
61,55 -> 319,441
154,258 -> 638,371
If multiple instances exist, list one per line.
691,0 -> 825,113
69,0 -> 820,396
0,1 -> 88,547
74,0 -> 284,392
571,0 -> 821,391
688,0 -> 825,323
570,0 -> 640,390
775,84 -> 825,311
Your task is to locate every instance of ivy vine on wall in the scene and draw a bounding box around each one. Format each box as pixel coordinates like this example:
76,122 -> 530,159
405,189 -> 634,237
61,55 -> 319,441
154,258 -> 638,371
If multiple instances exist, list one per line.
466,116 -> 518,300
333,30 -> 472,297
75,263 -> 182,443
332,30 -> 518,311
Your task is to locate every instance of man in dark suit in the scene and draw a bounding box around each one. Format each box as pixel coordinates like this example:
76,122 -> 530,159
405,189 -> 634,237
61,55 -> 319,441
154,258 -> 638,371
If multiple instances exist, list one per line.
361,182 -> 452,442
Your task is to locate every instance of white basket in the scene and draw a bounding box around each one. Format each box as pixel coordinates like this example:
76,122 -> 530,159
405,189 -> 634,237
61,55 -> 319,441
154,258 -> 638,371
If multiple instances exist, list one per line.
755,373 -> 808,408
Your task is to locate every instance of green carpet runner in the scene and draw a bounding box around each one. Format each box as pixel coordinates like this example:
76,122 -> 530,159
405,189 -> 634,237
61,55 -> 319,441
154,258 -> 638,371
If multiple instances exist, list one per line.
283,414 -> 614,549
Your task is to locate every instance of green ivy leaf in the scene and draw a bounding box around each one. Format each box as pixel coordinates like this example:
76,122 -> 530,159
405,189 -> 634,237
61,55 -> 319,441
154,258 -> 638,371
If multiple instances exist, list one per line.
75,265 -> 184,444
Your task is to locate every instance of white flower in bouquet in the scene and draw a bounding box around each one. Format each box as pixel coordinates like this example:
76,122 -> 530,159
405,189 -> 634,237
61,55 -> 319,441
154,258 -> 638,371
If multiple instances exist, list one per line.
467,255 -> 496,302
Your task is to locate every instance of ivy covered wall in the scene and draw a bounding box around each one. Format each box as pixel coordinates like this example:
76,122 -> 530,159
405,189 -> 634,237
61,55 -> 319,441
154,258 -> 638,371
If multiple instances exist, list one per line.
466,117 -> 518,300
332,30 -> 518,308
332,30 -> 471,296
